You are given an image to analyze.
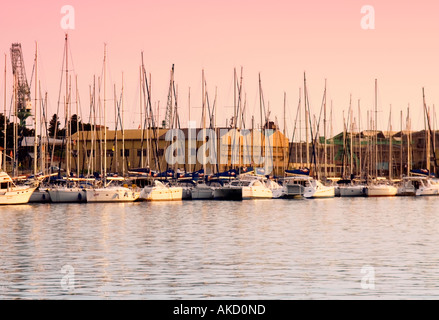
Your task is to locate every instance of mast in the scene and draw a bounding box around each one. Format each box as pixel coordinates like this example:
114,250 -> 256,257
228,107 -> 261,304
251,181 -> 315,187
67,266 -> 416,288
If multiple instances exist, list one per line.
113,83 -> 117,173
299,88 -> 302,167
374,79 -> 378,179
3,54 -> 6,172
407,105 -> 411,176
358,100 -> 362,178
284,91 -> 288,173
400,110 -> 403,178
103,44 -> 107,184
323,80 -> 327,179
349,94 -> 353,177
33,42 -> 38,176
75,76 -> 79,178
121,72 -> 125,177
389,105 -> 392,180
304,73 -> 309,169
426,106 -> 431,173
234,68 -> 237,129
139,65 -> 143,168
65,34 -> 70,177
13,71 -> 17,176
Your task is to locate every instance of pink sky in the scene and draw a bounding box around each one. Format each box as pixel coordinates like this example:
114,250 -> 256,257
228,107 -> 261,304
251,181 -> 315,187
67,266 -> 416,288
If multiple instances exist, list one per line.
1,0 -> 439,137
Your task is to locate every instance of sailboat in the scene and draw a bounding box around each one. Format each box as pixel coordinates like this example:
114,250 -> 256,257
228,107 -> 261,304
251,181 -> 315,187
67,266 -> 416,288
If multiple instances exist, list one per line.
48,34 -> 90,203
86,177 -> 139,202
139,179 -> 183,201
85,46 -> 140,203
0,148 -> 36,204
0,171 -> 36,205
303,177 -> 335,198
366,80 -> 397,197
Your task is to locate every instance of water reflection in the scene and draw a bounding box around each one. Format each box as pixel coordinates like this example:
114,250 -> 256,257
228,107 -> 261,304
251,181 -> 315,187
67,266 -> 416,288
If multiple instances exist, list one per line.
1,198 -> 439,299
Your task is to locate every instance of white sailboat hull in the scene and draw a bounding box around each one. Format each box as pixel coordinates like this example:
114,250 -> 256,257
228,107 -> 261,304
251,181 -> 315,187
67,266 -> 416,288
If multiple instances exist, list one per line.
416,187 -> 439,196
139,186 -> 183,201
366,185 -> 397,197
339,185 -> 367,197
191,186 -> 215,200
48,187 -> 87,203
86,187 -> 139,202
284,184 -> 305,198
0,187 -> 36,205
304,186 -> 335,198
29,189 -> 51,203
242,186 -> 272,199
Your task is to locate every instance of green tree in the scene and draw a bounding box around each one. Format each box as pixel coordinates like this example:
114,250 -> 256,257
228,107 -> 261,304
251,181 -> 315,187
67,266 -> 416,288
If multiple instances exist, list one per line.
48,114 -> 61,137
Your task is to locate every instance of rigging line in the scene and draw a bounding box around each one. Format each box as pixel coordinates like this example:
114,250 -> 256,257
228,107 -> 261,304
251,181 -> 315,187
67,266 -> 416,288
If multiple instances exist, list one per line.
50,37 -> 67,168
287,94 -> 301,168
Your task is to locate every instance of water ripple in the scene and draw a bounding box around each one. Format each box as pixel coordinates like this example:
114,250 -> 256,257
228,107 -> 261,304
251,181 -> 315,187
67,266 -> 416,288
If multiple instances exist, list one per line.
1,197 -> 439,299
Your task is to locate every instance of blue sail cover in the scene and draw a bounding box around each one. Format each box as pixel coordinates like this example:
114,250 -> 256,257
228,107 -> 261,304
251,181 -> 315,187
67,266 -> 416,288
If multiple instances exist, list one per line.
285,168 -> 310,176
410,169 -> 434,177
152,169 -> 175,178
214,169 -> 238,179
177,169 -> 205,180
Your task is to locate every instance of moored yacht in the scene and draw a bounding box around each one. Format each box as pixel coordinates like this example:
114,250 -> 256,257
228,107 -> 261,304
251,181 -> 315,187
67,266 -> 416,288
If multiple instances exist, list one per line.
303,178 -> 335,199
86,177 -> 140,202
139,180 -> 183,201
0,171 -> 36,205
366,181 -> 397,197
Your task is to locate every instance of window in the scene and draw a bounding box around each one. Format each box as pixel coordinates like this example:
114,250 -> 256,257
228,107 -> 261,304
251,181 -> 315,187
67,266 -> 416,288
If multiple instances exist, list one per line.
137,149 -> 147,157
120,149 -> 130,157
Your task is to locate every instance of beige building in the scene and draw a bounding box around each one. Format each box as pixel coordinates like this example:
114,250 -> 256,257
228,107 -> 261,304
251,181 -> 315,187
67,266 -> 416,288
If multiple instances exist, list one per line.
70,127 -> 290,177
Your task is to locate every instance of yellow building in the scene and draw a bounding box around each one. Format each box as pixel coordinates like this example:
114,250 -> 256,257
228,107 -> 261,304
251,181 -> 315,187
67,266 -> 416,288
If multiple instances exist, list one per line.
70,127 -> 289,177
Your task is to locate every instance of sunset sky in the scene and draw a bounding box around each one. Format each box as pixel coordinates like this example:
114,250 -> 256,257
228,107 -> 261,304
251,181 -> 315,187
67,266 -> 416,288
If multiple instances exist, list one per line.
1,0 -> 439,137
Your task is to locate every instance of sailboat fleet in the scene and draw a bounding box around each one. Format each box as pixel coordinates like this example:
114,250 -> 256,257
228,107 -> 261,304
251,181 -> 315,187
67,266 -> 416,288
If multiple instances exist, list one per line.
1,36 -> 439,205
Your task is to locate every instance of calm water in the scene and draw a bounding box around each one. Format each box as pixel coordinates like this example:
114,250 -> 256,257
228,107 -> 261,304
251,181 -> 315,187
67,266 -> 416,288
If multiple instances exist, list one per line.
1,197 -> 439,300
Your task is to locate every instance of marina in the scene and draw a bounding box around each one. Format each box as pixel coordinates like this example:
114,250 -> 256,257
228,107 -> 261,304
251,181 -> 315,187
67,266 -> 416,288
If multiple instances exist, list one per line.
2,0 -> 439,302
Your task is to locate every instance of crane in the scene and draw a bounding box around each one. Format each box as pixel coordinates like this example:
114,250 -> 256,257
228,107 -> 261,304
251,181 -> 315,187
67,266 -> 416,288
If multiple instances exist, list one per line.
10,43 -> 32,127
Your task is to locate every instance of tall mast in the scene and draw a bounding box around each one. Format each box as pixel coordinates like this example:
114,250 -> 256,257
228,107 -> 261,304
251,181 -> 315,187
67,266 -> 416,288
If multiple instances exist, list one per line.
358,100 -> 362,178
139,65 -> 143,168
103,44 -> 107,184
407,105 -> 411,176
389,105 -> 392,180
65,34 -> 69,177
13,72 -> 17,176
349,94 -> 353,177
304,73 -> 309,169
400,110 -> 403,178
3,54 -> 6,172
121,72 -> 125,177
374,79 -> 378,178
323,79 -> 327,179
114,83 -> 117,173
299,88 -> 302,167
234,68 -> 236,129
330,100 -> 334,177
75,76 -> 79,178
33,42 -> 38,176
283,91 -> 287,173
202,69 -> 205,129
427,106 -> 431,173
